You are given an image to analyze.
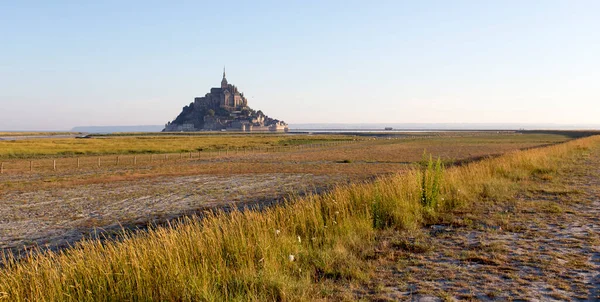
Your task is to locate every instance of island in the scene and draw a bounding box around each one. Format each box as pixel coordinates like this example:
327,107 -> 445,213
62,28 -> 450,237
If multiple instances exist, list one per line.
163,69 -> 288,132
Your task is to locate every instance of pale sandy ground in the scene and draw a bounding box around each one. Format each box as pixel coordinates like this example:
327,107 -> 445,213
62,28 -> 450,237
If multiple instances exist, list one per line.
357,147 -> 600,301
0,173 -> 351,256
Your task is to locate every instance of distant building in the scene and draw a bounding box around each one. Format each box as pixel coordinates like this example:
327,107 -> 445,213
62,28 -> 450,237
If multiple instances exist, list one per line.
193,68 -> 248,112
163,69 -> 288,132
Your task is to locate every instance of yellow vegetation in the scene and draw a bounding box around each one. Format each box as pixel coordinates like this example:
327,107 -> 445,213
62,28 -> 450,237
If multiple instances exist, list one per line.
0,135 -> 595,301
0,134 -> 354,158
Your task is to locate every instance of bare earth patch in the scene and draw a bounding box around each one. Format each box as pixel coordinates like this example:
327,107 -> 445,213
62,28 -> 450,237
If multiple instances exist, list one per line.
1,134 -> 562,258
353,147 -> 600,301
0,173 -> 351,255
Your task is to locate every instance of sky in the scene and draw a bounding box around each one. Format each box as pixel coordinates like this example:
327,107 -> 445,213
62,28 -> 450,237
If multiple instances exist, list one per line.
1,0 -> 599,130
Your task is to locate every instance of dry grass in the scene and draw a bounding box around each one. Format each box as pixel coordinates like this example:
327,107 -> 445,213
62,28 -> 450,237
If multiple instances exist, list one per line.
0,134 -> 593,301
0,134 -> 355,159
0,133 -> 569,192
0,173 -> 353,255
354,137 -> 600,300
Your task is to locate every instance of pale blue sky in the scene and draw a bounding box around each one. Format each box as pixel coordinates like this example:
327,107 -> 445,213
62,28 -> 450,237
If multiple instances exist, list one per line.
1,0 -> 598,130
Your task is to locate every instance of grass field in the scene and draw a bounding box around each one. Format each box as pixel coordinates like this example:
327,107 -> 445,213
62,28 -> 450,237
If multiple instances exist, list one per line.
0,132 -> 571,159
0,134 -> 355,159
0,133 -> 568,191
0,133 -> 598,301
0,132 -> 596,301
0,133 -> 572,253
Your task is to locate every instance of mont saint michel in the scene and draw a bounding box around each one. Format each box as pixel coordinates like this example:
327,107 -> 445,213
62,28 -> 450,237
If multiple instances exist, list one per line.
163,70 -> 288,132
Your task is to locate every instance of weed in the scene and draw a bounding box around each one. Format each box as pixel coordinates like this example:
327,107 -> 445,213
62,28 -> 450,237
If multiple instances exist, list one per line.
419,152 -> 444,221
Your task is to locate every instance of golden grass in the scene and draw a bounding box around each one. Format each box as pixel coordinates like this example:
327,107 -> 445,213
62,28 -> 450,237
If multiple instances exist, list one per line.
0,133 -> 569,193
0,135 -> 595,301
0,134 -> 355,159
0,132 -> 567,161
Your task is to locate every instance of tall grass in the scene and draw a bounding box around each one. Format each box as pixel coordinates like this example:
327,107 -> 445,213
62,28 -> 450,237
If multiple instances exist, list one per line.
0,136 -> 596,301
419,152 -> 444,209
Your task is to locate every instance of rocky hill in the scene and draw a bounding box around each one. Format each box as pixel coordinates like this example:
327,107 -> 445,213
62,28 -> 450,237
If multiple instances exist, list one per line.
164,70 -> 287,132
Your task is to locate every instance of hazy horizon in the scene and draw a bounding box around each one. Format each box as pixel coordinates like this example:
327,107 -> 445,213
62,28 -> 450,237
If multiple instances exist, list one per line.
0,122 -> 598,133
1,1 -> 599,131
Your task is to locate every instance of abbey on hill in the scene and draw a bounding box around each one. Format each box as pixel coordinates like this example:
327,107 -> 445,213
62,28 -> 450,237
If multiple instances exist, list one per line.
163,70 -> 288,132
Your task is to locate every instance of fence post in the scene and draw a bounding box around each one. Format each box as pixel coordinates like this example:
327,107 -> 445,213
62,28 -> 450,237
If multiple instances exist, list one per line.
98,157 -> 101,167
53,160 -> 56,171
0,162 -> 3,174
117,156 -> 120,165
77,158 -> 80,168
30,161 -> 32,172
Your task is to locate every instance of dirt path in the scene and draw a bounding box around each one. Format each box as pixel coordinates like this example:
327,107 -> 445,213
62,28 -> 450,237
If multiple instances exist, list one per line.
357,145 -> 600,301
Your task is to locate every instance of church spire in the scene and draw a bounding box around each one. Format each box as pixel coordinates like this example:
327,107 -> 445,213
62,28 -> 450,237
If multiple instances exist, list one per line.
221,66 -> 228,88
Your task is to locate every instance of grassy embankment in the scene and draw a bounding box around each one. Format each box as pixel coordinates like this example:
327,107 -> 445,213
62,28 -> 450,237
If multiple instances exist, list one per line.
0,135 -> 595,301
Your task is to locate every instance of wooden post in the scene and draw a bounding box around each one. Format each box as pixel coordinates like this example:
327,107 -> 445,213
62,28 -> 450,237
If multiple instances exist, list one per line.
134,156 -> 137,165
77,158 -> 80,168
98,157 -> 101,167
53,160 -> 56,171
117,156 -> 120,165
0,162 -> 3,174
